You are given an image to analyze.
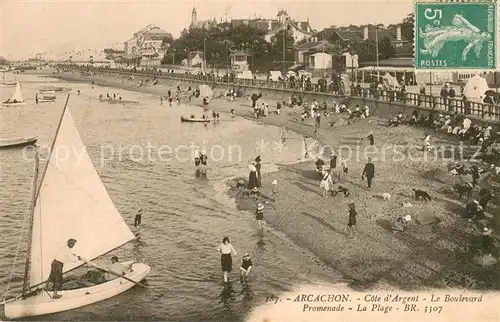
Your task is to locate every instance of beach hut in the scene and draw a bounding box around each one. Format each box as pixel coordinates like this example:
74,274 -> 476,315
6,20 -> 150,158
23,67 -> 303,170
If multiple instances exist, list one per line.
198,84 -> 213,98
382,72 -> 399,89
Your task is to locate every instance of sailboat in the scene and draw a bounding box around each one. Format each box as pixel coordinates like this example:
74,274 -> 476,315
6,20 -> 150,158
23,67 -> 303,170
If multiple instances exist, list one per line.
3,94 -> 150,319
1,72 -> 16,86
2,82 -> 25,106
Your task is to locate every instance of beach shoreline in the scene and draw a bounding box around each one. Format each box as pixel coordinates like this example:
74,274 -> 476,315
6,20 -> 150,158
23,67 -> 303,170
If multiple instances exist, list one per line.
38,70 -> 500,291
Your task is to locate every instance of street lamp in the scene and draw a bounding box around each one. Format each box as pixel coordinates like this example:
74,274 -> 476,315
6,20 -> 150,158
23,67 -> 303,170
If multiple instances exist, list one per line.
203,37 -> 207,72
349,51 -> 355,82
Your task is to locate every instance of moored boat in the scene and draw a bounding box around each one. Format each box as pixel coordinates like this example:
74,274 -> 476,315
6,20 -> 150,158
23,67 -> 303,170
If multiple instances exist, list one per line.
39,90 -> 56,94
181,116 -> 211,123
3,94 -> 150,319
0,136 -> 38,149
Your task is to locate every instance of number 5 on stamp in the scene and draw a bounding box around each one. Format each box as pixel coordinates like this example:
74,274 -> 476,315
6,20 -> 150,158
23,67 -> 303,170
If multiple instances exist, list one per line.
415,0 -> 498,70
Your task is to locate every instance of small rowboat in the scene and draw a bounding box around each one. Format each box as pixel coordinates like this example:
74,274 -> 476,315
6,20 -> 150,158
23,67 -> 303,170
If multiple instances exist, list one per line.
180,116 -> 211,123
37,98 -> 56,103
0,136 -> 38,149
39,90 -> 56,94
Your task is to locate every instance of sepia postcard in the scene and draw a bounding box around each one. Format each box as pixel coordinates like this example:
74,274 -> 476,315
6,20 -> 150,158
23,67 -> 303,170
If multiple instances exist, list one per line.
0,0 -> 499,321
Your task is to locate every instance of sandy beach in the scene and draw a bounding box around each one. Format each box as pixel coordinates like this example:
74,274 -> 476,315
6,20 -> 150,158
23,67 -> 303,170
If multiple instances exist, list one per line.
41,70 -> 500,290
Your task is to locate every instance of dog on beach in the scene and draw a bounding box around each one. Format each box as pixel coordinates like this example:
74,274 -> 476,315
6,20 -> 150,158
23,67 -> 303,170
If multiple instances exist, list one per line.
382,193 -> 391,200
452,183 -> 474,200
332,185 -> 350,197
412,188 -> 432,202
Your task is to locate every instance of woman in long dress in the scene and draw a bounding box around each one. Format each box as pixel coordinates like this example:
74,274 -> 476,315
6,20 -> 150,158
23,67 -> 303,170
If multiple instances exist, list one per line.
248,161 -> 258,189
217,237 -> 237,283
254,156 -> 262,188
319,170 -> 332,198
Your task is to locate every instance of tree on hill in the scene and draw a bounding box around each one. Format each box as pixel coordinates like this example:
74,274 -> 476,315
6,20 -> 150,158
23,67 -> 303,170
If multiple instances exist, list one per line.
400,13 -> 414,43
270,29 -> 295,63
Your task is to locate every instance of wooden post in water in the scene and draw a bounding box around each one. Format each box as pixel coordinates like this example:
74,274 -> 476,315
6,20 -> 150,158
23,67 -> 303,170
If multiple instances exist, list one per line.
22,146 -> 40,296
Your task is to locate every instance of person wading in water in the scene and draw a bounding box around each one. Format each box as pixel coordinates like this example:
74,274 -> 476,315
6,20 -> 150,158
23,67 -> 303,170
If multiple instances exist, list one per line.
194,149 -> 201,174
45,238 -> 82,299
217,237 -> 237,283
200,149 -> 208,174
134,209 -> 143,228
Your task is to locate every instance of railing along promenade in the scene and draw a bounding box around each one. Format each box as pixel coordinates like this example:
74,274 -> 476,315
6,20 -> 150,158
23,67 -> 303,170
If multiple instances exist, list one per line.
74,67 -> 500,123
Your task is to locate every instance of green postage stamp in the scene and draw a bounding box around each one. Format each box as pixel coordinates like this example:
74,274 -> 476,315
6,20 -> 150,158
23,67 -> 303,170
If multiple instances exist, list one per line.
415,0 -> 498,70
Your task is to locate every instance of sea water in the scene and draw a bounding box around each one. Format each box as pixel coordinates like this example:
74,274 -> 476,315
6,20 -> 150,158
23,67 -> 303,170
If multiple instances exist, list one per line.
0,74 -> 338,321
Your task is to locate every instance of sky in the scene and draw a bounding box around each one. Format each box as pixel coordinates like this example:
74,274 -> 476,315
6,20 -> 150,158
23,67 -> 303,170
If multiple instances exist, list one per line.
1,0 -> 413,60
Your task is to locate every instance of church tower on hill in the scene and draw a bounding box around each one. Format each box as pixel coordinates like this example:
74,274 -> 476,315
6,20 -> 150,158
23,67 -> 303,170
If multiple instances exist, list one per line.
191,7 -> 198,28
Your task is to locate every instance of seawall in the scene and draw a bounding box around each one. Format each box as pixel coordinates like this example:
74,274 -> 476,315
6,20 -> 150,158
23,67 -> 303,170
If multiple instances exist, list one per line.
49,69 -> 499,132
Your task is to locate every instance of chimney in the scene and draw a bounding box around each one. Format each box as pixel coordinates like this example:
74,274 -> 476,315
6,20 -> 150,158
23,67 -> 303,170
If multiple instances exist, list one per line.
363,26 -> 369,40
396,25 -> 402,41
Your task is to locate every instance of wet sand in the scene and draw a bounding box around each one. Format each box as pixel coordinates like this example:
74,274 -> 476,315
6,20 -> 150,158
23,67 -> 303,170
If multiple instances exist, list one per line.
41,70 -> 500,290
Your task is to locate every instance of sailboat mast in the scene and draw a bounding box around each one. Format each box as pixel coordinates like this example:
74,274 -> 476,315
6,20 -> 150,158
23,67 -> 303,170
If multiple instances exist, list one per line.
35,93 -> 71,201
22,146 -> 40,295
22,94 -> 70,294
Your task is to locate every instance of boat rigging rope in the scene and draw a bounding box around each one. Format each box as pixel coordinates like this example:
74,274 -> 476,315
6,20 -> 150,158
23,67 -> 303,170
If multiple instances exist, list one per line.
2,205 -> 30,303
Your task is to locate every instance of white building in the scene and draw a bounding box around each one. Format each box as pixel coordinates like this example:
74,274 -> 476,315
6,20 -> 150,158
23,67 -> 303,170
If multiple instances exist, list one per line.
309,53 -> 332,69
123,24 -> 171,67
264,10 -> 314,43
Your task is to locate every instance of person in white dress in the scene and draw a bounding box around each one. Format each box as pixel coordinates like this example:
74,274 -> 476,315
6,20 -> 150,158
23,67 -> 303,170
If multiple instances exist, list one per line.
319,170 -> 333,198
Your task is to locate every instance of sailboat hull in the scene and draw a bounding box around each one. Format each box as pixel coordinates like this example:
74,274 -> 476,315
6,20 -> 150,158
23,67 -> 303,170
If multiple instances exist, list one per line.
2,102 -> 26,106
4,261 -> 150,319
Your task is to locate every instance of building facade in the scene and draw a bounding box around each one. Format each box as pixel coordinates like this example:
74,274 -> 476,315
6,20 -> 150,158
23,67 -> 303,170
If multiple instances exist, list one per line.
123,24 -> 171,67
230,9 -> 314,43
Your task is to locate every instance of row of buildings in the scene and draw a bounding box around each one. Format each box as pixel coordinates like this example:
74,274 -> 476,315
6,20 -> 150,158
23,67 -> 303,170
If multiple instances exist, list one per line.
119,8 -> 409,71
116,7 -> 496,86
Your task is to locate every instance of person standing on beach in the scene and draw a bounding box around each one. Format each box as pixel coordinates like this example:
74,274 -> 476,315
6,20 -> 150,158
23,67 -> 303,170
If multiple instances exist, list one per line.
255,203 -> 265,231
254,156 -> 262,188
314,112 -> 321,133
367,131 -> 374,146
362,158 -> 375,188
160,96 -> 163,105
248,161 -> 258,190
330,153 -> 337,170
341,158 -> 349,176
272,180 -> 278,201
347,203 -> 357,238
217,237 -> 237,283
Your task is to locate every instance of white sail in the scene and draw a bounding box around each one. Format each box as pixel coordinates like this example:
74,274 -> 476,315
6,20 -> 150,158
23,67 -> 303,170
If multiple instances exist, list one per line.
29,109 -> 135,287
8,82 -> 24,102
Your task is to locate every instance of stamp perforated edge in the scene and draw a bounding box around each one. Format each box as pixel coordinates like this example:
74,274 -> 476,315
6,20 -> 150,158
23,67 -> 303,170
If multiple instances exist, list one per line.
413,0 -> 499,74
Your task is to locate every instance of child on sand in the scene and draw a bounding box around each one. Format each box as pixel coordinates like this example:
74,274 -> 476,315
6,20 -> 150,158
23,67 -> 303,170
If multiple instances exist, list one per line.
347,203 -> 357,238
341,158 -> 349,175
272,180 -> 278,201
